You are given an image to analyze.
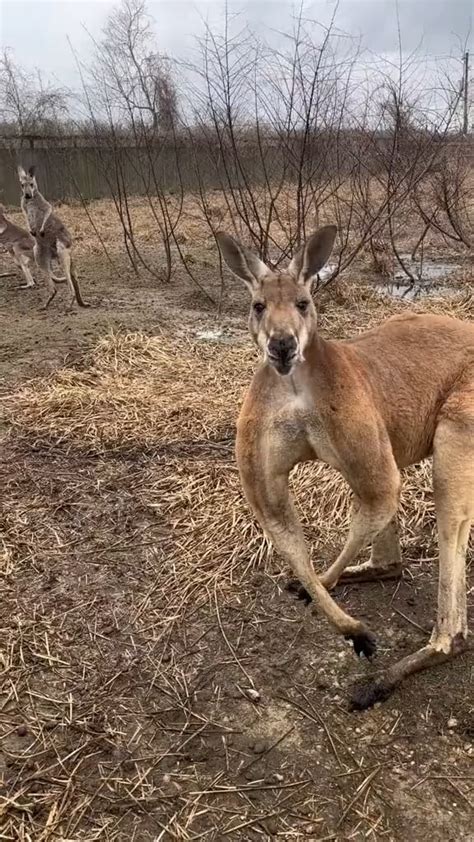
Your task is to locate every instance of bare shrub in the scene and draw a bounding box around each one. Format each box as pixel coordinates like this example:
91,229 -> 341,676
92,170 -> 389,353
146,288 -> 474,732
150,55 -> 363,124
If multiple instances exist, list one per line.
2,0 -> 470,301
0,49 -> 69,135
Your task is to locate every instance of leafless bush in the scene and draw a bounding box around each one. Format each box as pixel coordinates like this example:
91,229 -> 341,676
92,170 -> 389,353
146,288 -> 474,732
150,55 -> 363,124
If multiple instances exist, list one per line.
412,142 -> 473,252
1,0 -> 470,302
90,0 -> 178,134
0,49 -> 70,135
70,0 -> 205,290
185,9 -> 359,268
183,8 -> 467,293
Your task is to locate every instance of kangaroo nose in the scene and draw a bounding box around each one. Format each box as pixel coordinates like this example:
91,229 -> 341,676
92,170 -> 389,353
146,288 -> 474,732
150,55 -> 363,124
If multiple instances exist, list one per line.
268,334 -> 297,361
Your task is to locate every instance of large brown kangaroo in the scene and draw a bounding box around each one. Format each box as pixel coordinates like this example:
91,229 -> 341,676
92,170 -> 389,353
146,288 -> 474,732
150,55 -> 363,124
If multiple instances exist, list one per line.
217,225 -> 473,709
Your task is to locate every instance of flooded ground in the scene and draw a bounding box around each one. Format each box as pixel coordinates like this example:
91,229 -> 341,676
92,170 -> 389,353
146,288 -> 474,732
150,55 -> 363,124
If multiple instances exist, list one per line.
374,256 -> 467,300
316,257 -> 468,300
375,282 -> 455,300
394,257 -> 461,282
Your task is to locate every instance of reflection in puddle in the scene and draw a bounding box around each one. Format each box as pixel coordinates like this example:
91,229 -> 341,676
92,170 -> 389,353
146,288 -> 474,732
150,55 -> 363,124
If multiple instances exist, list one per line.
393,257 -> 460,283
375,282 -> 453,300
377,257 -> 462,300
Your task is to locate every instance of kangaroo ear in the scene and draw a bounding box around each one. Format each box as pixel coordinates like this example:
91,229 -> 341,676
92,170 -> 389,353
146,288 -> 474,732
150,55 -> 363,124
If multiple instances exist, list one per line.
17,165 -> 27,179
216,231 -> 269,292
28,165 -> 36,177
289,225 -> 337,285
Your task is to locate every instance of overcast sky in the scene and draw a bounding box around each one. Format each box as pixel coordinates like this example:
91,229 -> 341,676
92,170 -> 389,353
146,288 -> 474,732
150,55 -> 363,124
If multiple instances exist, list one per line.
0,0 -> 472,89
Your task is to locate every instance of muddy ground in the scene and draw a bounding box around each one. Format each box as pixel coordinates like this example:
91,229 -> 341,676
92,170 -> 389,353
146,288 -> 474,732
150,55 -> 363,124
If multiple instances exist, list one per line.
0,223 -> 473,841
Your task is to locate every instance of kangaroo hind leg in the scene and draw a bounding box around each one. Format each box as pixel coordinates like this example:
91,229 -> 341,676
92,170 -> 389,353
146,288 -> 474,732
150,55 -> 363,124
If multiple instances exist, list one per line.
34,243 -> 56,308
320,454 -> 401,591
57,242 -> 88,308
350,390 -> 473,710
17,250 -> 36,288
337,516 -> 403,584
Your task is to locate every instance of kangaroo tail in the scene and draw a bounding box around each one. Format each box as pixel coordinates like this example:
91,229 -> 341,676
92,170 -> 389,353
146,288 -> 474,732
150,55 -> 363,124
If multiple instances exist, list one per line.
70,260 -> 89,308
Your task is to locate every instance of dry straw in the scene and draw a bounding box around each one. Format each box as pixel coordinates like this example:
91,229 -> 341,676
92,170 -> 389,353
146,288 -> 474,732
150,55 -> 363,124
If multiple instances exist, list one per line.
1,285 -> 473,839
4,288 -> 472,591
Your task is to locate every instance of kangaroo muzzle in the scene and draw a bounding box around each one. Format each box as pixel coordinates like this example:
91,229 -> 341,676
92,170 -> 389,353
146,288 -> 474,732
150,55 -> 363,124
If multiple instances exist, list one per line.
267,334 -> 297,375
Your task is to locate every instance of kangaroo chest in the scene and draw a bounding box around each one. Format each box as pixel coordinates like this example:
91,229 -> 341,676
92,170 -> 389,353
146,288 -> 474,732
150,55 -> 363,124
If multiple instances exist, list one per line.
23,200 -> 44,227
273,390 -> 342,470
23,201 -> 37,224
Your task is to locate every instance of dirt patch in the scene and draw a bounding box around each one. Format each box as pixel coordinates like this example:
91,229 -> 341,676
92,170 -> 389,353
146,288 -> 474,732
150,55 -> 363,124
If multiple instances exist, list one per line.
0,211 -> 473,840
0,447 -> 472,840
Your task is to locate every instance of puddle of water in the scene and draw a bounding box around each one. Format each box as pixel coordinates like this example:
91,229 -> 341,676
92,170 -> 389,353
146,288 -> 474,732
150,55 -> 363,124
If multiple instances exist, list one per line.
376,256 -> 461,300
393,256 -> 460,283
375,282 -> 453,301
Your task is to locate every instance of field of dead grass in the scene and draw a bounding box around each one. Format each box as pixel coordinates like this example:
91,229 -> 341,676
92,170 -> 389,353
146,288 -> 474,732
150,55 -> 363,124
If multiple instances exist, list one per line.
1,264 -> 473,839
3,176 -> 472,285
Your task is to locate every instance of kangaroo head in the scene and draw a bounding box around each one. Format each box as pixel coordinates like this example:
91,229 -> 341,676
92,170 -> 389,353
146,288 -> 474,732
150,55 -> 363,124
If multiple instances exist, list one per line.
216,225 -> 337,376
18,165 -> 38,201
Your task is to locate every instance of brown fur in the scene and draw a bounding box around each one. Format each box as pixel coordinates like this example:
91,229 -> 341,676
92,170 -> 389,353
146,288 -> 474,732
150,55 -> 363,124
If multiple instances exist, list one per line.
0,206 -> 36,288
217,226 -> 473,709
18,166 -> 88,309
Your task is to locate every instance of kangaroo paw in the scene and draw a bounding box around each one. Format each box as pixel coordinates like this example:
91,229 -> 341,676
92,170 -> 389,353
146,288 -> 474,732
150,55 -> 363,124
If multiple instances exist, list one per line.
285,578 -> 312,605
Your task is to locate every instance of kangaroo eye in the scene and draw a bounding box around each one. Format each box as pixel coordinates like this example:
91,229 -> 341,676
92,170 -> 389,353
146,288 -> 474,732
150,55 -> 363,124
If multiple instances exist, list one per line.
253,302 -> 266,316
296,300 -> 309,314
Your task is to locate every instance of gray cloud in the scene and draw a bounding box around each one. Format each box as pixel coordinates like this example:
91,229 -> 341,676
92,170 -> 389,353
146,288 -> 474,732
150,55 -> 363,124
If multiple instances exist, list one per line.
337,0 -> 472,54
1,0 -> 471,88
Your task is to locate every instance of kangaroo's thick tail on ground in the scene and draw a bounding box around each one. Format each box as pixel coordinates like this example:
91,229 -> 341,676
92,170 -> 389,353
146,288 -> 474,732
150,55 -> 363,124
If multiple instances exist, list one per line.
70,260 -> 89,308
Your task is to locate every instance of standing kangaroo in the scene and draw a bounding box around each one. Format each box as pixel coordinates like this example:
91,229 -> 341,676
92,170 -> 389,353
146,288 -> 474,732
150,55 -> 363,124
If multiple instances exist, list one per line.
18,165 -> 88,309
217,225 -> 473,709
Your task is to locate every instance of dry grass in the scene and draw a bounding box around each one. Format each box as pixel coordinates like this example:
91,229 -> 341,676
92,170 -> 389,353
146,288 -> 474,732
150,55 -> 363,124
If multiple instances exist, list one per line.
3,176 -> 473,277
1,283 -> 473,840
4,287 -> 472,593
4,331 -> 253,453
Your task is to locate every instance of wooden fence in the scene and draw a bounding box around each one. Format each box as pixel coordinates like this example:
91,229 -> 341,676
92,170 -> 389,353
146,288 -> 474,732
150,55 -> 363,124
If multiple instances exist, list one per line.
1,133 -> 472,207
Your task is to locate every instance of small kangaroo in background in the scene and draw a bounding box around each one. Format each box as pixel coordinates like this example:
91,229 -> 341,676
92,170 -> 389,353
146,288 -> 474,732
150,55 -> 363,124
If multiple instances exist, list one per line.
18,165 -> 88,309
0,206 -> 37,288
